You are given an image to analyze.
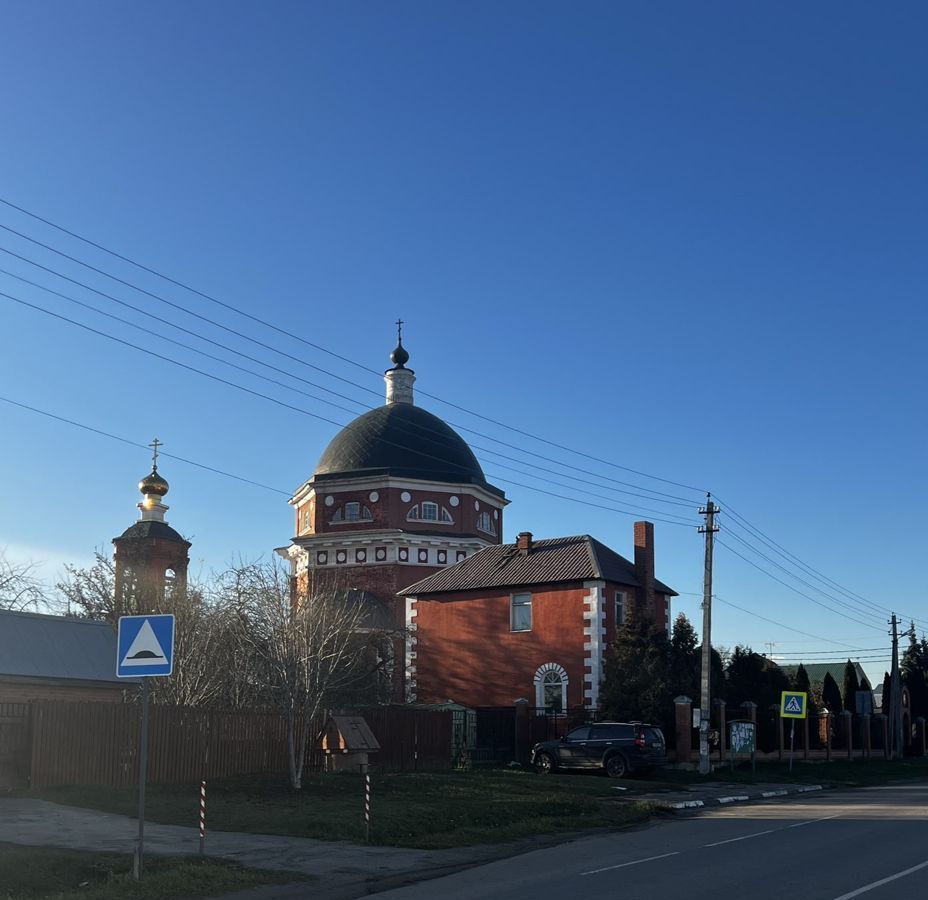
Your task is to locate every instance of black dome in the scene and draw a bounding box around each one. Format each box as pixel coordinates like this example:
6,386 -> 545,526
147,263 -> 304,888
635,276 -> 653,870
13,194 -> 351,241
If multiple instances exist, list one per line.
315,404 -> 499,491
114,521 -> 189,545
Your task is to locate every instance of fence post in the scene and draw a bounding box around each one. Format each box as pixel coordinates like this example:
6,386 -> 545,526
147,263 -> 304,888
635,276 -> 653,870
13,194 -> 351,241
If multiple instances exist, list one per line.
916,717 -> 926,757
673,696 -> 692,766
840,710 -> 853,760
199,781 -> 206,856
715,699 -> 727,762
822,710 -> 832,762
513,699 -> 529,764
862,714 -> 871,760
803,713 -> 810,761
875,714 -> 888,759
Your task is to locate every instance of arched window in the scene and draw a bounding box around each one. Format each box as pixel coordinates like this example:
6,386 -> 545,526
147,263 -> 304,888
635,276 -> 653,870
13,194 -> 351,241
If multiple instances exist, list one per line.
534,663 -> 568,713
476,511 -> 496,535
407,503 -> 454,524
331,503 -> 372,523
164,567 -> 176,602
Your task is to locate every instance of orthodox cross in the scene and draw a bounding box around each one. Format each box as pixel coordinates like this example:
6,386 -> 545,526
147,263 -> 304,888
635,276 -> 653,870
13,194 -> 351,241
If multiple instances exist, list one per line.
149,437 -> 162,471
395,318 -> 404,343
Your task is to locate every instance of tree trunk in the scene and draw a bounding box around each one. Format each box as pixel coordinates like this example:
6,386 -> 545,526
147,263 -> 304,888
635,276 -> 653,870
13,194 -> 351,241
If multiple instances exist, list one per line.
287,708 -> 301,790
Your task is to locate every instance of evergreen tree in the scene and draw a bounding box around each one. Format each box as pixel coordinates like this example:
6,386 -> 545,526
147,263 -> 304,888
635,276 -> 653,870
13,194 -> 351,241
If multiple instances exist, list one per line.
669,613 -> 700,702
599,620 -> 673,734
792,663 -> 811,695
842,660 -> 861,712
901,627 -> 928,720
822,671 -> 843,715
881,671 -> 892,716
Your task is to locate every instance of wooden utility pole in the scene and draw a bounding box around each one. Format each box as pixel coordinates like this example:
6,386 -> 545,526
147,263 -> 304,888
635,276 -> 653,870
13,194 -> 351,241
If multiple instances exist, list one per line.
889,614 -> 902,760
698,494 -> 719,775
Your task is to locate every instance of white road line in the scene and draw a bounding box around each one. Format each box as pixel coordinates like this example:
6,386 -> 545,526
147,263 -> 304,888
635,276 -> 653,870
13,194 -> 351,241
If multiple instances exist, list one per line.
789,814 -> 841,828
831,859 -> 928,899
704,829 -> 775,847
581,851 -> 680,876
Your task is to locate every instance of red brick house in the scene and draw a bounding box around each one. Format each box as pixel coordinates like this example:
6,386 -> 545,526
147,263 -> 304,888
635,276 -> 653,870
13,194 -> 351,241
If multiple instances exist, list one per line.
401,524 -> 677,711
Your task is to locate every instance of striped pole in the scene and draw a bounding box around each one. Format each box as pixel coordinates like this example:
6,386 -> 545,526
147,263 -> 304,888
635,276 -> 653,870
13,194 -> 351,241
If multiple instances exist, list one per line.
364,768 -> 371,843
199,781 -> 206,856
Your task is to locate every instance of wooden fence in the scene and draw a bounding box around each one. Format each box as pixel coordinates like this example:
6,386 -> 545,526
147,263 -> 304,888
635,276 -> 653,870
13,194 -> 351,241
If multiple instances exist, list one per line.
3,700 -> 454,788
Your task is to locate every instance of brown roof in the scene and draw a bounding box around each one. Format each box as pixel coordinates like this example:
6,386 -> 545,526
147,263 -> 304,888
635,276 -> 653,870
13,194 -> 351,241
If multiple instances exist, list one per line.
400,535 -> 677,596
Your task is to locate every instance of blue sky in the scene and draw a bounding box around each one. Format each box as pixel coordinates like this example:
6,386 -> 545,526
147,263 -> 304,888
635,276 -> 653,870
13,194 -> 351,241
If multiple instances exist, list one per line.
1,2 -> 925,683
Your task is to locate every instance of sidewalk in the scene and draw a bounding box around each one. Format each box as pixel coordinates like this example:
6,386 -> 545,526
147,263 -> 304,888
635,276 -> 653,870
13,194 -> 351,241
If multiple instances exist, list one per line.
0,784 -> 827,898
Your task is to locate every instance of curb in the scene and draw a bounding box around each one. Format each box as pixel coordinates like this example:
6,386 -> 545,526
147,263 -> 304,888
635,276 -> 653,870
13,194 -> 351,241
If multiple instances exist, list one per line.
661,784 -> 825,814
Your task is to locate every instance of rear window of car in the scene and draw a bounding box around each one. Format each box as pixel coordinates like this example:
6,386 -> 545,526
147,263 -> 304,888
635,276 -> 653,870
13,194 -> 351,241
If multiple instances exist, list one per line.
592,724 -> 632,740
644,727 -> 665,743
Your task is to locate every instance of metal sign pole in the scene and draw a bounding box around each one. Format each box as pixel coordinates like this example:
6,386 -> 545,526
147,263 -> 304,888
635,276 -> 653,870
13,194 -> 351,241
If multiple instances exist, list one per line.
134,679 -> 150,881
789,720 -> 795,774
199,781 -> 207,856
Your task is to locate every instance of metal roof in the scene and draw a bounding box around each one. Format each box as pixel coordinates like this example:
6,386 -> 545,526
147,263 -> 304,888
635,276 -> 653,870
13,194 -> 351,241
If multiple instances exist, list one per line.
779,661 -> 872,688
0,610 -> 129,684
401,534 -> 677,596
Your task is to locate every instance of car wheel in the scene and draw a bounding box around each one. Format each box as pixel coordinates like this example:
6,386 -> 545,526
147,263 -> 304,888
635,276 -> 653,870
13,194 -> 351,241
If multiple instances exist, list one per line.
535,752 -> 556,775
605,753 -> 627,778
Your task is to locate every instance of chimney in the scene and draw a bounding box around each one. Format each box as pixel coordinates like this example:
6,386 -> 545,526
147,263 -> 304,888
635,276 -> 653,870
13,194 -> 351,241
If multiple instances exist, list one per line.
516,532 -> 533,556
634,521 -> 656,621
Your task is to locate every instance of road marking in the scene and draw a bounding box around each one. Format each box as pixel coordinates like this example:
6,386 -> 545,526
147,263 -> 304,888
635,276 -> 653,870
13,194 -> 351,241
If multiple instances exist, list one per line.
704,829 -> 775,847
789,814 -> 841,828
831,859 -> 928,899
581,851 -> 680,876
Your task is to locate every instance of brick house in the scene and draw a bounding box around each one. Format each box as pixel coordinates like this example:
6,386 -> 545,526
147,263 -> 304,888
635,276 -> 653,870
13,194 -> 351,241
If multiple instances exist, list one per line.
401,524 -> 676,710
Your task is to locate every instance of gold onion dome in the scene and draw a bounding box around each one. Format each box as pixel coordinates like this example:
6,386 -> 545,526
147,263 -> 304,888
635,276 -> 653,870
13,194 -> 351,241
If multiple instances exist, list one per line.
139,469 -> 169,497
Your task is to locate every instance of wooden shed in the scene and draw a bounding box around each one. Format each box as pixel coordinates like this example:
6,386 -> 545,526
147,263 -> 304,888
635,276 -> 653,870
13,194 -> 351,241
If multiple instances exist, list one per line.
320,715 -> 380,772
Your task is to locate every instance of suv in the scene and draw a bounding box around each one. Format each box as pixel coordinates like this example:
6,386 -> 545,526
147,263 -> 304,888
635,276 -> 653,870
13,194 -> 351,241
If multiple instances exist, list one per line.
531,722 -> 667,778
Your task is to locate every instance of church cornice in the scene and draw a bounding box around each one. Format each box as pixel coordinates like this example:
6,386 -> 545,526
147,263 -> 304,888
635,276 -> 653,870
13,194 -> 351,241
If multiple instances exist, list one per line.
290,475 -> 509,509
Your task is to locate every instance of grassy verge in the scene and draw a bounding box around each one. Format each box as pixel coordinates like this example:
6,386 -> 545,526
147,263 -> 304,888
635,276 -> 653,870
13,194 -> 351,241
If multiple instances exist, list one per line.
660,756 -> 928,787
0,843 -> 308,900
25,769 -> 655,849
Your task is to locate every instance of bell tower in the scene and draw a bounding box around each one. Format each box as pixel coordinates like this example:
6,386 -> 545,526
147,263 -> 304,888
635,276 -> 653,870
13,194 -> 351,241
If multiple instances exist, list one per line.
113,439 -> 191,615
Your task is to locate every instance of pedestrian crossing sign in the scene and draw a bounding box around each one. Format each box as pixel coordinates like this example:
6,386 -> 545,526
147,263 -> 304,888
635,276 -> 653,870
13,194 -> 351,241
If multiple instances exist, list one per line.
780,691 -> 807,719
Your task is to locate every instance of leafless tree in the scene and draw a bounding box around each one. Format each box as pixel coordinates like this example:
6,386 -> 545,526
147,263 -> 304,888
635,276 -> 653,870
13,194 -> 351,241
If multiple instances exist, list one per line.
227,558 -> 392,789
56,549 -> 117,621
0,550 -> 47,612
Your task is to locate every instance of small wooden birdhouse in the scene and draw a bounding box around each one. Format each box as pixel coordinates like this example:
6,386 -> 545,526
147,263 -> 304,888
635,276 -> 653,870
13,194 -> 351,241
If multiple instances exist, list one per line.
320,716 -> 381,772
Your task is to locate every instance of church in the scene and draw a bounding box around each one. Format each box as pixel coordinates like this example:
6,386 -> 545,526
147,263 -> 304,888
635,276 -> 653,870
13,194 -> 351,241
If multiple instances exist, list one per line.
280,332 -> 677,710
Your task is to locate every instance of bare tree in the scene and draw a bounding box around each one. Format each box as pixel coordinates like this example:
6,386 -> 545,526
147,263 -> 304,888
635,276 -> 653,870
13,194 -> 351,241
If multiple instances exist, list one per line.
56,549 -> 117,621
229,559 -> 391,789
0,550 -> 46,611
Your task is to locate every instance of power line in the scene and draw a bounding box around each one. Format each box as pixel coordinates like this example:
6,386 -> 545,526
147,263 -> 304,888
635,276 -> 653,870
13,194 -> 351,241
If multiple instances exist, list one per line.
0,243 -> 700,509
715,539 -> 884,632
0,198 -> 708,494
0,289 -> 697,528
0,395 -> 291,496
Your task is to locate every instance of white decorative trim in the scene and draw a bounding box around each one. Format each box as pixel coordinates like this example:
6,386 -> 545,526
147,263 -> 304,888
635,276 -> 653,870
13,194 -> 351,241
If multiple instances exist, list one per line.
405,596 -> 418,702
582,580 -> 606,710
533,662 -> 568,712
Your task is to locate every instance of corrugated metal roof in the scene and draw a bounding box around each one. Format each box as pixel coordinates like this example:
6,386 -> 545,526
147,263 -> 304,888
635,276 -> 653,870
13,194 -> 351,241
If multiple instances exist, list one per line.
0,610 -> 128,684
780,661 -> 871,688
401,534 -> 677,596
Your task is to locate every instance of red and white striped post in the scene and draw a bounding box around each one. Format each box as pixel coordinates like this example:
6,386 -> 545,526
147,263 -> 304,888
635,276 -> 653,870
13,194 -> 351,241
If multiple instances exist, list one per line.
198,781 -> 207,856
362,764 -> 371,843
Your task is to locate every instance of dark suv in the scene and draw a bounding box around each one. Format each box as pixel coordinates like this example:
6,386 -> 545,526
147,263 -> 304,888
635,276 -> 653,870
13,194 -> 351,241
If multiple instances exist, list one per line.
531,722 -> 667,778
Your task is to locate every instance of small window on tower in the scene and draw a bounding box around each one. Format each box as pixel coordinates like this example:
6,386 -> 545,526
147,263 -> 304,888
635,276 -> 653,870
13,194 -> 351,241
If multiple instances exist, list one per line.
476,511 -> 496,535
421,502 -> 438,521
164,568 -> 176,602
345,502 -> 361,521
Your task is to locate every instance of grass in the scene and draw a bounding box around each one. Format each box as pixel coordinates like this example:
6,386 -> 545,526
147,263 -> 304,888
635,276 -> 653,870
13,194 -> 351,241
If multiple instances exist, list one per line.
0,842 -> 308,900
25,769 -> 656,849
660,755 -> 928,787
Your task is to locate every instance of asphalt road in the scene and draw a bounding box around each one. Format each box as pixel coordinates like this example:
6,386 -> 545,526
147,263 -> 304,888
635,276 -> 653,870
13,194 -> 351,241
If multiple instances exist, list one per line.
372,783 -> 928,900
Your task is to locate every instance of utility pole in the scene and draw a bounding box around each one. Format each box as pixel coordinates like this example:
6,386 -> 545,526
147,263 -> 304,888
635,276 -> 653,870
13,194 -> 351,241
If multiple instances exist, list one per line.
889,614 -> 902,760
698,494 -> 719,775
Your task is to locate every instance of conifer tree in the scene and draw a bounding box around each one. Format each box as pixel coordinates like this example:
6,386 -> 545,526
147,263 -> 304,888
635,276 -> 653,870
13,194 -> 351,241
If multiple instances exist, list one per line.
842,659 -> 861,712
881,671 -> 892,715
822,671 -> 842,715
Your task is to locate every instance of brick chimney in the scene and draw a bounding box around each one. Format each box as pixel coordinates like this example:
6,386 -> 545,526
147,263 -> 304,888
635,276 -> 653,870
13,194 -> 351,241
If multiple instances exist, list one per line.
634,521 -> 656,622
516,532 -> 533,556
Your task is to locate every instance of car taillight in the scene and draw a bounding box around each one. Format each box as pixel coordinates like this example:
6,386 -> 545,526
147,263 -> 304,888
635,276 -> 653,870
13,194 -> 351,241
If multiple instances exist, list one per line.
635,730 -> 646,748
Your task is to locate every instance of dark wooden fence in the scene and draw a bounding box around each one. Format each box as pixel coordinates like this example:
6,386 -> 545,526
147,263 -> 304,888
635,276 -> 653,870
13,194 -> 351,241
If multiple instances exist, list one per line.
0,702 -> 31,788
6,701 -> 454,788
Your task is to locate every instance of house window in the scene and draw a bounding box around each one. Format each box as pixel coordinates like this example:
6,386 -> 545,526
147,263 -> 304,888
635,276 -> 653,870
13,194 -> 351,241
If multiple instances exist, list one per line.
331,503 -> 372,523
533,663 -> 568,713
615,591 -> 626,627
476,511 -> 496,535
511,592 -> 532,632
407,503 -> 454,524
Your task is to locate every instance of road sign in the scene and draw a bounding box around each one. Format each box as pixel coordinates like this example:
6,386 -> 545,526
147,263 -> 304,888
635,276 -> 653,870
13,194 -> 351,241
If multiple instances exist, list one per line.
780,690 -> 807,719
117,614 -> 175,678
